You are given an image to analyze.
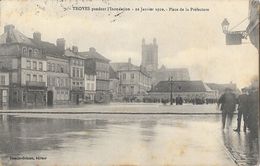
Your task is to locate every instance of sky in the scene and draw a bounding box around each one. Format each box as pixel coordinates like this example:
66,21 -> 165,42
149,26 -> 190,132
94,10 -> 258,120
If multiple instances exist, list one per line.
0,0 -> 258,88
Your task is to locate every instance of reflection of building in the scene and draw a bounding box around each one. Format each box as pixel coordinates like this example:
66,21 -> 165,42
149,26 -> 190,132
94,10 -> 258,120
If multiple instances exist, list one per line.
0,25 -> 47,108
79,48 -> 110,103
151,65 -> 190,85
111,58 -> 152,98
141,38 -> 158,72
0,70 -> 9,109
31,34 -> 70,106
65,47 -> 85,104
149,80 -> 217,101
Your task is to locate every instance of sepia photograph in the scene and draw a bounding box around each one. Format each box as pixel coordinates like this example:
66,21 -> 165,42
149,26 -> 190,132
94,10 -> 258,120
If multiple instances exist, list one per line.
0,0 -> 259,165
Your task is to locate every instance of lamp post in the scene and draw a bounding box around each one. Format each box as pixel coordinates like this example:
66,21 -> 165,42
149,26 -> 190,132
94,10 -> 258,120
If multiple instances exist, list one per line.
169,76 -> 174,105
221,18 -> 247,45
221,18 -> 230,34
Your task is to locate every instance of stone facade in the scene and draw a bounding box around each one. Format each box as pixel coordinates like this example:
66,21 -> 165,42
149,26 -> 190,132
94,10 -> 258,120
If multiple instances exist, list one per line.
0,25 -> 47,108
79,47 -> 110,103
65,48 -> 85,105
0,70 -> 9,109
111,58 -> 152,98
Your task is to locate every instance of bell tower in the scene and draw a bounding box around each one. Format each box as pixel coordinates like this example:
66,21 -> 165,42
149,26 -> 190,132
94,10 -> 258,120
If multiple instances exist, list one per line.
141,38 -> 158,72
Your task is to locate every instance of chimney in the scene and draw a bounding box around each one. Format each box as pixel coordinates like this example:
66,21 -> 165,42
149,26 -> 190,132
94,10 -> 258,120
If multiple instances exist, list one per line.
4,25 -> 15,43
4,24 -> 15,33
33,32 -> 41,41
72,46 -> 78,53
89,47 -> 96,52
56,38 -> 65,51
128,58 -> 131,64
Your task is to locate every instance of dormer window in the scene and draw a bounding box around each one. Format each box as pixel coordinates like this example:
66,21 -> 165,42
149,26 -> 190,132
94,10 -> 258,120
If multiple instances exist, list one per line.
22,47 -> 27,56
34,49 -> 39,56
28,48 -> 33,57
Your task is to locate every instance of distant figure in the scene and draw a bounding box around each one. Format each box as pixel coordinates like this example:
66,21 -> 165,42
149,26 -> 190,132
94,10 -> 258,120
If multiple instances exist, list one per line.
234,88 -> 248,132
218,88 -> 237,130
176,95 -> 183,105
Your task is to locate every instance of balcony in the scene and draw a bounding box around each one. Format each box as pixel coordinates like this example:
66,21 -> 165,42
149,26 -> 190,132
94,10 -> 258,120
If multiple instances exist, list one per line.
26,81 -> 46,87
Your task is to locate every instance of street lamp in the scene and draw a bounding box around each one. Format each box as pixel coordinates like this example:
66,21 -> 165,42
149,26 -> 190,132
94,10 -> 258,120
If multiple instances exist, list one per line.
169,76 -> 174,105
221,18 -> 247,45
221,18 -> 230,34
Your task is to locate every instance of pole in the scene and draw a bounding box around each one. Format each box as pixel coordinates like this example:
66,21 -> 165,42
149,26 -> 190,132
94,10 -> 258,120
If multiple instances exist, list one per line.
170,77 -> 173,105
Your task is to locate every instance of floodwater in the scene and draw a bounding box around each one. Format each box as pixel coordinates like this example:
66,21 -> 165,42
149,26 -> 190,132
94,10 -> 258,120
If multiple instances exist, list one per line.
0,107 -> 259,166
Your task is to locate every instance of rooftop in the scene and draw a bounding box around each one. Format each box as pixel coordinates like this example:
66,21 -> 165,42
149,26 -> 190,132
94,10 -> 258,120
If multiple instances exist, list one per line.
151,80 -> 211,93
79,47 -> 110,62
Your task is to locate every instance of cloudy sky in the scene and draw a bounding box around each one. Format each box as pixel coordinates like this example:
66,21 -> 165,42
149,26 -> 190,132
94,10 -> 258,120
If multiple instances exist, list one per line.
0,0 -> 258,88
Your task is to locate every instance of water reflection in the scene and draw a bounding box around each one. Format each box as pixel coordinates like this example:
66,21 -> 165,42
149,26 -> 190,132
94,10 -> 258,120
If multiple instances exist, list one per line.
0,114 -> 258,166
222,128 -> 259,165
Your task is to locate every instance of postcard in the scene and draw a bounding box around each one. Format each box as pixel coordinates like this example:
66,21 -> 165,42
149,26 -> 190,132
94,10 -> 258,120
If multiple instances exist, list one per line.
0,0 -> 259,165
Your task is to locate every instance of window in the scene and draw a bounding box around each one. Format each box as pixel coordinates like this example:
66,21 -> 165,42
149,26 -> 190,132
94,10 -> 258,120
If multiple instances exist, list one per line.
131,73 -> 135,79
33,61 -> 37,70
26,74 -> 31,82
34,49 -> 39,56
123,73 -> 126,80
130,86 -> 134,94
56,64 -> 59,72
91,83 -> 94,90
47,62 -> 51,71
61,65 -> 64,73
80,69 -> 83,78
76,68 -> 79,77
39,75 -> 43,82
28,48 -> 33,57
2,90 -> 7,103
51,63 -> 55,72
72,67 -> 76,77
39,62 -> 43,71
26,60 -> 31,69
0,76 -> 5,85
87,83 -> 90,90
22,47 -> 27,56
32,75 -> 37,82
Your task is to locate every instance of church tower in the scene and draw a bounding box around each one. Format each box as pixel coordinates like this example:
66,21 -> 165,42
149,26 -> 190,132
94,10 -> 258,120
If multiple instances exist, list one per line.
141,38 -> 158,72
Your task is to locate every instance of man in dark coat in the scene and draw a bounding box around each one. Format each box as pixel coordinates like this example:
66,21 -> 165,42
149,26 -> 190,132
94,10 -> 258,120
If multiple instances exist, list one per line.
247,87 -> 259,137
234,88 -> 249,132
218,88 -> 237,129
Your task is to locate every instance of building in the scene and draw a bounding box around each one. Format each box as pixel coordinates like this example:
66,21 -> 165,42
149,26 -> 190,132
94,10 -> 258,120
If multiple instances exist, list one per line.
141,38 -> 158,72
248,0 -> 259,50
0,70 -> 9,109
151,65 -> 190,85
84,66 -> 96,103
149,80 -> 218,102
141,38 -> 190,85
79,47 -> 110,103
109,65 -> 119,101
111,58 -> 152,99
30,34 -> 71,106
65,47 -> 85,104
206,82 -> 240,97
0,25 -> 47,108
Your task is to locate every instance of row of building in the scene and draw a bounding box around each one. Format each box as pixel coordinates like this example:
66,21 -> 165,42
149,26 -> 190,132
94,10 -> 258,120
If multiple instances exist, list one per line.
0,25 -> 153,108
0,25 -> 239,109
